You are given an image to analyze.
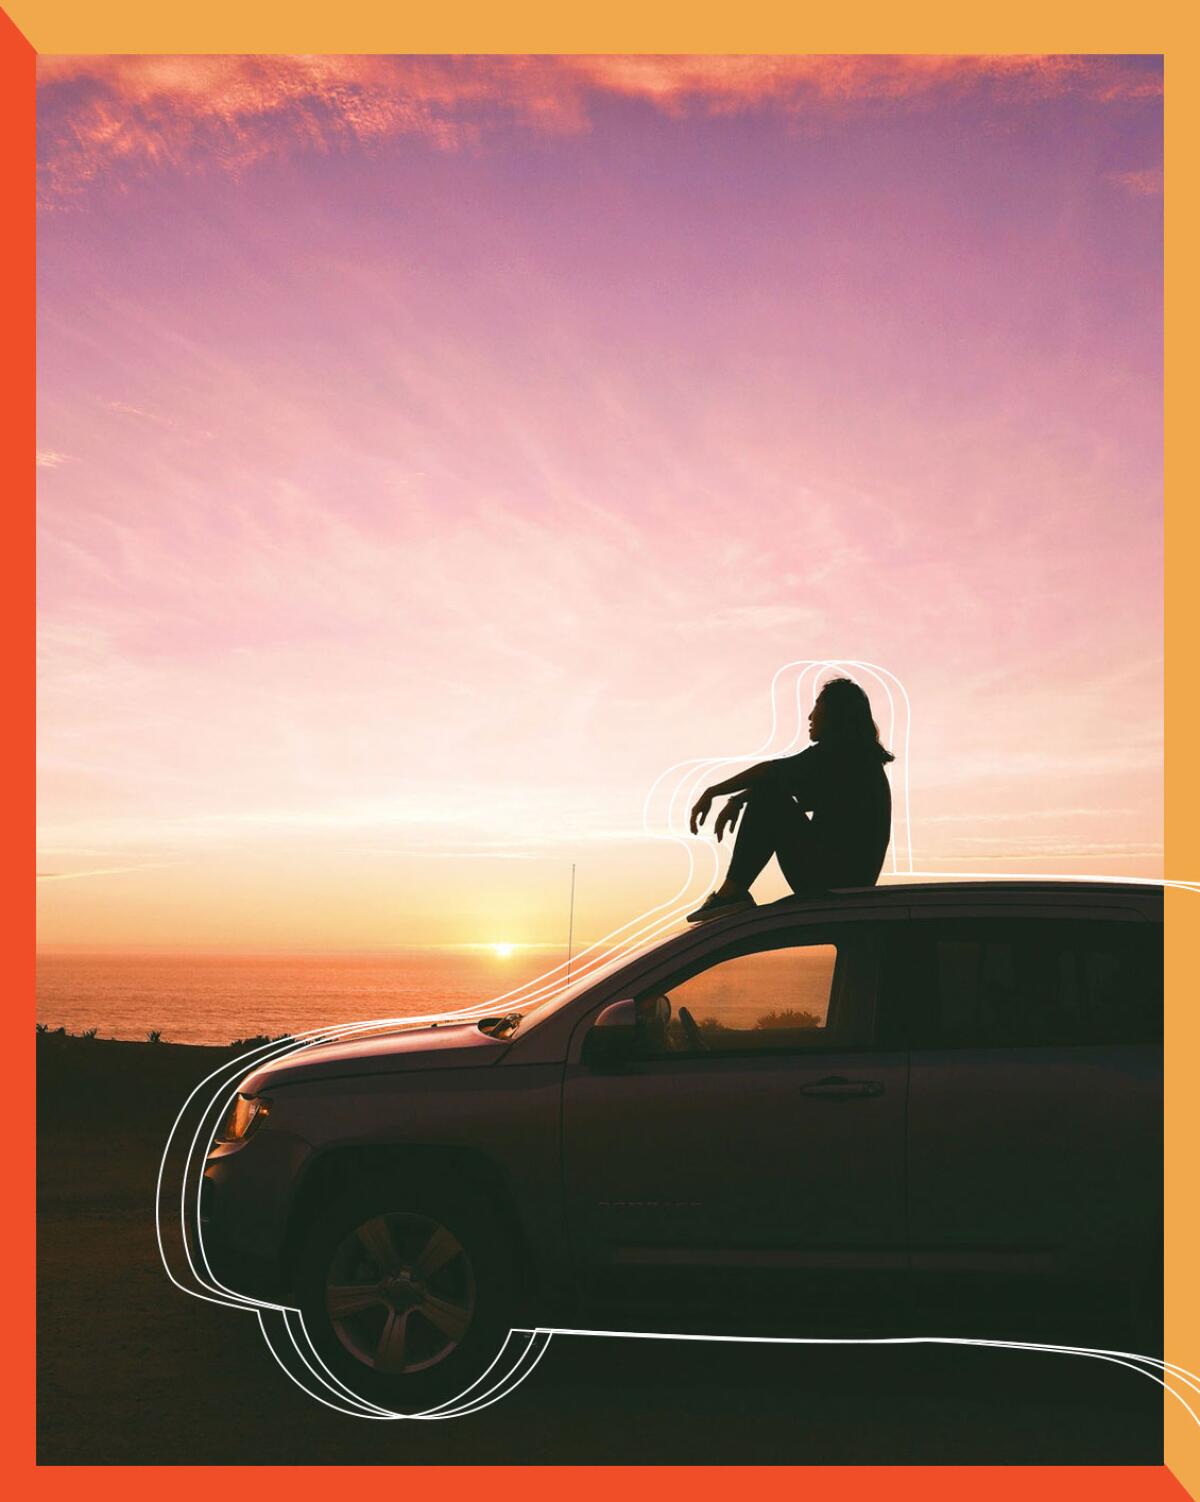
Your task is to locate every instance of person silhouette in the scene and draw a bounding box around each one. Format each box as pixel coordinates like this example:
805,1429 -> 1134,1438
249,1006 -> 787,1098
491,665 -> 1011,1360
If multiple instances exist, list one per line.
686,677 -> 894,923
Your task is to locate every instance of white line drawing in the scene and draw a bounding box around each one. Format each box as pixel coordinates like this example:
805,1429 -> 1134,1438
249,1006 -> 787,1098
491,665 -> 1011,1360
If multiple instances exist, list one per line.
154,660 -> 1188,1423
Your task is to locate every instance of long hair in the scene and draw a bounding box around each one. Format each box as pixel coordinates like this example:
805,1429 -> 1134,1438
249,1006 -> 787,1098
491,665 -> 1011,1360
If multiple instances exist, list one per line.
816,677 -> 895,763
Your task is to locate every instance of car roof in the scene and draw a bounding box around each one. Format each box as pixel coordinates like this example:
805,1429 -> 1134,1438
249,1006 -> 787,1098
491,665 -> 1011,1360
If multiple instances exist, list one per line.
761,877 -> 1162,914
621,878 -> 1161,982
635,880 -> 1163,966
832,877 -> 1159,899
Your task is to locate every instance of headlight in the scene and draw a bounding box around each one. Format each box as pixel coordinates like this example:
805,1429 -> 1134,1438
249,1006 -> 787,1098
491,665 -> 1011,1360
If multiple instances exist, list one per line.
215,1093 -> 271,1144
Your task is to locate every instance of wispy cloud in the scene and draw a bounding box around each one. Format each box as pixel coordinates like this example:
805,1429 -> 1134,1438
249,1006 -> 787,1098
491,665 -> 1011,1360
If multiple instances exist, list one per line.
37,862 -> 182,882
36,450 -> 74,468
368,848 -> 544,861
1108,167 -> 1163,196
925,807 -> 1139,825
946,839 -> 1163,858
37,54 -> 1162,208
99,397 -> 173,424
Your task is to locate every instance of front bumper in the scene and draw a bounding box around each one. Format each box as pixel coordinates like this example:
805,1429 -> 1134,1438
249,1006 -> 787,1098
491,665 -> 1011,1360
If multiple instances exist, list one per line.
199,1125 -> 312,1303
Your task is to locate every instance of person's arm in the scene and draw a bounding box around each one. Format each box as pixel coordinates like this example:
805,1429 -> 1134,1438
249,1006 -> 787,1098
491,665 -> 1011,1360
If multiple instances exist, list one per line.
772,746 -> 822,810
708,758 -> 778,797
689,748 -> 821,835
688,758 -> 783,835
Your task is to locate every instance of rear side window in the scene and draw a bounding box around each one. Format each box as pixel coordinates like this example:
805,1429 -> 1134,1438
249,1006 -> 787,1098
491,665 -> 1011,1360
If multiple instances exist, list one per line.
915,919 -> 1162,1048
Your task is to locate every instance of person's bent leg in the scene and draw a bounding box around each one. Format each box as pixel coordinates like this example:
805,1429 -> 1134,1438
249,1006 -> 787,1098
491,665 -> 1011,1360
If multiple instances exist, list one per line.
725,780 -> 796,891
688,775 -> 820,923
733,782 -> 822,896
773,810 -> 824,895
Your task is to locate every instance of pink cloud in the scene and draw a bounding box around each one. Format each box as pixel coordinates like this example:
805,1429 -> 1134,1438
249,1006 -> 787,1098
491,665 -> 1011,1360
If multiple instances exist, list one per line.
575,53 -> 1161,111
37,54 -> 1161,208
1107,166 -> 1164,196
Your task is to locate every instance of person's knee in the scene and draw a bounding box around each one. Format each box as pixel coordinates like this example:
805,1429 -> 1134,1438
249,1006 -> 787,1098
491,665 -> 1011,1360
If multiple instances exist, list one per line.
748,767 -> 789,804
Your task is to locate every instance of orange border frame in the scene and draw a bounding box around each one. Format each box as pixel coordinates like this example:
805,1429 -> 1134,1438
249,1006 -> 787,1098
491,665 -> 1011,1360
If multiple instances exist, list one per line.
6,0 -> 35,1482
10,4 -> 1196,1497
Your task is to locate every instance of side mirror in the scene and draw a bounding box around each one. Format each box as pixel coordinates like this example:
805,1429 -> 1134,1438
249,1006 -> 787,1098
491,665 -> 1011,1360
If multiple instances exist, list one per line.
581,998 -> 639,1067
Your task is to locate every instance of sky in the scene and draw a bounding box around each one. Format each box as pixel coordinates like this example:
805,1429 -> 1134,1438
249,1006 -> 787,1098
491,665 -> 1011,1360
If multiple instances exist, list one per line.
35,54 -> 1164,952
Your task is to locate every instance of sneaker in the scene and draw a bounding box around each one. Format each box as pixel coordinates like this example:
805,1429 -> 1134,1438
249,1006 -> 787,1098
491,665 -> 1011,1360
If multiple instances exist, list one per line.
685,891 -> 757,924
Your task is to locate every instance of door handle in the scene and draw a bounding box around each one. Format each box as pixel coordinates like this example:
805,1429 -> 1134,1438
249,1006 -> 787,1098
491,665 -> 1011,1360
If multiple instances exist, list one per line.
800,1076 -> 885,1100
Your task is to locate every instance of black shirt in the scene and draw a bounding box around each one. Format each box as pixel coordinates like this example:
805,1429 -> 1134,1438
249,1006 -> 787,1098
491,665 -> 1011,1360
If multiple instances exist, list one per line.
775,739 -> 892,888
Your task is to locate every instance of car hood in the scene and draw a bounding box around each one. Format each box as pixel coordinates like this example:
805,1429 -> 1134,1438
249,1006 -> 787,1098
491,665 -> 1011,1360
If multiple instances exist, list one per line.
238,1020 -> 509,1092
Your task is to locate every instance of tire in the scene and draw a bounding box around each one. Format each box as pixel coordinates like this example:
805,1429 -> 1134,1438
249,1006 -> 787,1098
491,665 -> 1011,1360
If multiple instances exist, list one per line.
293,1175 -> 519,1412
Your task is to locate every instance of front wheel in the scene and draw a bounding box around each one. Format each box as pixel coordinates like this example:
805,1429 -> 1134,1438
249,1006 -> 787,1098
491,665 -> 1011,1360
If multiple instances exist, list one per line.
294,1178 -> 521,1412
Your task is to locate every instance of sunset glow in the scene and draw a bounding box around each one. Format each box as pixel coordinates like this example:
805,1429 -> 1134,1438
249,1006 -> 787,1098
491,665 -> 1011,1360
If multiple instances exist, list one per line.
36,54 -> 1163,952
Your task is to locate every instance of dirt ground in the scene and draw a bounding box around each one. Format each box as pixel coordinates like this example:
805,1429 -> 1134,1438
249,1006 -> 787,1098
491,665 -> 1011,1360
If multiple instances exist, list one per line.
37,1036 -> 1163,1465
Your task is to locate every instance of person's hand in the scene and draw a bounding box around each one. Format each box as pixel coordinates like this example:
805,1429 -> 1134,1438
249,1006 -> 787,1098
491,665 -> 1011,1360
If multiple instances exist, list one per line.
714,795 -> 746,843
689,788 -> 714,835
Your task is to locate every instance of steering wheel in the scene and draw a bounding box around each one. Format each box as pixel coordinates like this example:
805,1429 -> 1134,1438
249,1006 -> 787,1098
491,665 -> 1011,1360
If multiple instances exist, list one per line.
678,1005 -> 707,1052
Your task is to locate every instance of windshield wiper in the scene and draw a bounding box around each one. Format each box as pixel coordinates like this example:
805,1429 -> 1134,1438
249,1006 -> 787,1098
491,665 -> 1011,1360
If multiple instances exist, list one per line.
476,1012 -> 523,1038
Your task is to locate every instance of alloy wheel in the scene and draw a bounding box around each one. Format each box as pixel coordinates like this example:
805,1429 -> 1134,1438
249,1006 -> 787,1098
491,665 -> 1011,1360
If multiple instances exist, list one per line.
324,1211 -> 477,1375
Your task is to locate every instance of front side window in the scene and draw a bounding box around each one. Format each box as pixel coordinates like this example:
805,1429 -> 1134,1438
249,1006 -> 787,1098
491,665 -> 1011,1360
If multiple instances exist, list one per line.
636,932 -> 878,1056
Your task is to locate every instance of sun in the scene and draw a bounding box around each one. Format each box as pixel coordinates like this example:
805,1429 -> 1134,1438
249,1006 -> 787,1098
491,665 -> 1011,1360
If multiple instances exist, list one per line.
491,943 -> 515,958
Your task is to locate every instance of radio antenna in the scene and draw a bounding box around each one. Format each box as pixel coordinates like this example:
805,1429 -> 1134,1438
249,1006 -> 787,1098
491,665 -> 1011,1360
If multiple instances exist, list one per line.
566,862 -> 576,985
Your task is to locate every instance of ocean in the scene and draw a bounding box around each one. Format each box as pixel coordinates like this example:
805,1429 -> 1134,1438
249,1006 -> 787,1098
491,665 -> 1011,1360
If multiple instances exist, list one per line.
36,943 -> 837,1046
35,947 -> 572,1046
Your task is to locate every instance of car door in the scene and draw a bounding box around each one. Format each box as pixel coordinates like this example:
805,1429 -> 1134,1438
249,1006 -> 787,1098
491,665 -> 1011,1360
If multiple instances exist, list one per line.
560,918 -> 910,1324
902,908 -> 1163,1316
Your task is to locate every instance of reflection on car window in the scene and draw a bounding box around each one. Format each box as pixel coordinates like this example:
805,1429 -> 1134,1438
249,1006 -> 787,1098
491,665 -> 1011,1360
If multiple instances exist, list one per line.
638,939 -> 876,1056
928,921 -> 1162,1047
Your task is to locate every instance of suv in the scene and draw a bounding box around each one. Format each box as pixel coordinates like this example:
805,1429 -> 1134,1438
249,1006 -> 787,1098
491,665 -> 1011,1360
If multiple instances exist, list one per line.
200,880 -> 1163,1409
